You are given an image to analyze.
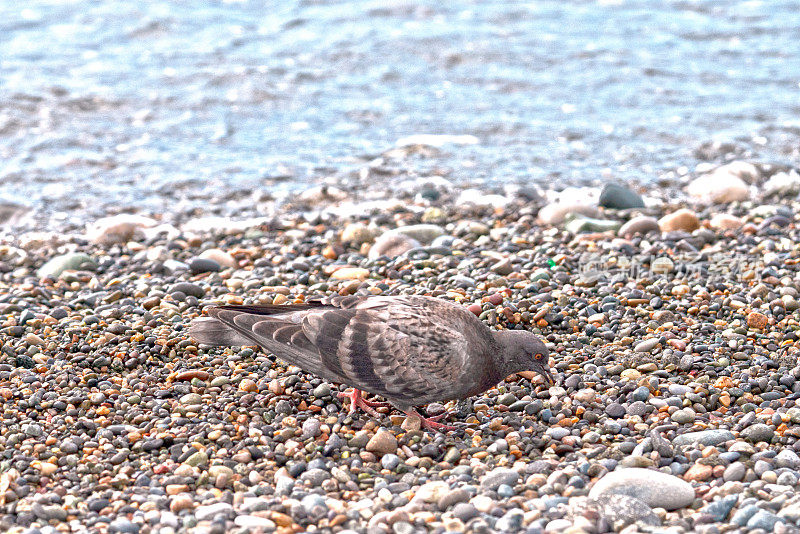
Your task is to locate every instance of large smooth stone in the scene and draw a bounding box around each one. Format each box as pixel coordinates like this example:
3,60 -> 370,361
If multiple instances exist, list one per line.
564,216 -> 621,234
618,216 -> 660,238
658,209 -> 700,232
764,170 -> 800,197
588,468 -> 695,510
672,430 -> 735,449
688,162 -> 753,203
37,253 -> 96,278
599,183 -> 645,209
538,203 -> 601,225
709,213 -> 744,230
368,233 -> 421,260
86,214 -> 157,245
389,224 -> 444,244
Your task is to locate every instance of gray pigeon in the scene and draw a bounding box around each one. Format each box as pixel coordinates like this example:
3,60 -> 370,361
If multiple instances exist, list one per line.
189,295 -> 553,430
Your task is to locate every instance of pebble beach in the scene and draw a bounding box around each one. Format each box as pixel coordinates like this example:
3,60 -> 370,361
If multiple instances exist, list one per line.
3,1 -> 800,533
2,160 -> 800,533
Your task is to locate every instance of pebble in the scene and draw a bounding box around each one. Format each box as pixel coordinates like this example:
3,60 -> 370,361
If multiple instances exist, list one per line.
416,481 -> 450,503
618,215 -> 659,238
564,216 -> 621,234
108,518 -> 140,534
569,494 -> 660,528
742,424 -> 775,443
234,515 -> 277,529
673,430 -> 735,449
710,213 -> 744,230
538,202 -> 601,225
700,495 -> 739,522
480,467 -> 519,490
671,409 -> 696,424
188,257 -> 221,273
658,208 -> 700,232
605,403 -> 625,418
688,171 -> 749,203
368,232 -> 421,259
599,183 -> 645,209
634,338 -> 660,353
388,224 -> 445,243
198,248 -> 237,268
195,502 -> 233,521
32,503 -> 67,522
723,463 -> 746,482
684,463 -> 713,481
37,252 -> 96,278
746,311 -> 769,329
747,510 -> 785,530
330,267 -> 370,280
452,502 -> 479,522
86,214 -> 158,244
776,450 -> 800,469
341,222 -> 374,244
365,429 -> 398,455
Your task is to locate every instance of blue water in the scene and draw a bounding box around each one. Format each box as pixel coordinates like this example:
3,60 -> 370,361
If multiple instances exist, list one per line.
1,0 -> 799,219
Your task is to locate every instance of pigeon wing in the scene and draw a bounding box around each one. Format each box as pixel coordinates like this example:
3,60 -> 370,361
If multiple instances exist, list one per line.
301,297 -> 473,407
200,296 -> 476,406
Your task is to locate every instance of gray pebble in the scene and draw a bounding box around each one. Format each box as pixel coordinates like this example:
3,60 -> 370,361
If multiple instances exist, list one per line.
634,338 -> 660,353
673,430 -> 734,449
300,468 -> 331,485
747,510 -> 785,530
605,403 -> 625,418
108,518 -> 140,534
480,467 -> 519,490
723,462 -> 746,482
452,503 -> 479,522
742,423 -> 774,443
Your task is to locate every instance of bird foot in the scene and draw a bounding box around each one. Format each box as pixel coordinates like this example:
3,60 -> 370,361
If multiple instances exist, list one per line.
404,409 -> 458,432
338,388 -> 389,417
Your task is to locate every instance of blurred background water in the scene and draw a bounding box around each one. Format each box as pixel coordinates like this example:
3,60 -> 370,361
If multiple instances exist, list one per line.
1,0 -> 798,220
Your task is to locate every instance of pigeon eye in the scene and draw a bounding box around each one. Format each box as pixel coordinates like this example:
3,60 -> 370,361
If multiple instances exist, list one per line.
534,353 -> 543,360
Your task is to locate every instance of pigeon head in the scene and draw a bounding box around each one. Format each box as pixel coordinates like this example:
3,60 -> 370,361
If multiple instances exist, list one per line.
494,330 -> 554,385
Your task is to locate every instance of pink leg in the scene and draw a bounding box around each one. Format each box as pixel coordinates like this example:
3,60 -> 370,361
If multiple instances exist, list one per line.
337,388 -> 389,417
404,408 -> 458,432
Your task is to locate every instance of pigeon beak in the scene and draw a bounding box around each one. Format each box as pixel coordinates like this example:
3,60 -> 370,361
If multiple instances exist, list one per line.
539,366 -> 555,386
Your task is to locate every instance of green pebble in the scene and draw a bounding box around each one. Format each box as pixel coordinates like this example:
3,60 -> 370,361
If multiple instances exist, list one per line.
444,447 -> 461,464
210,377 -> 229,387
184,451 -> 209,467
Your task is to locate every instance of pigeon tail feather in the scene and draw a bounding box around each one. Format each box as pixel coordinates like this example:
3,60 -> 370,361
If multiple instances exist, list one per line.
188,317 -> 253,346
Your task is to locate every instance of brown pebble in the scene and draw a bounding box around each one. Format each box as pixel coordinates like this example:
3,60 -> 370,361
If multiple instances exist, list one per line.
366,429 -> 398,456
174,370 -> 210,382
658,209 -> 700,232
268,379 -> 284,395
683,463 -> 713,482
170,494 -> 194,512
166,484 -> 189,495
746,311 -> 768,329
240,379 -> 258,393
330,267 -> 370,281
486,293 -> 503,306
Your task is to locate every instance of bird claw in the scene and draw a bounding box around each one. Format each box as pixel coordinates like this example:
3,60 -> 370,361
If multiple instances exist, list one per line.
404,409 -> 462,432
338,388 -> 388,417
